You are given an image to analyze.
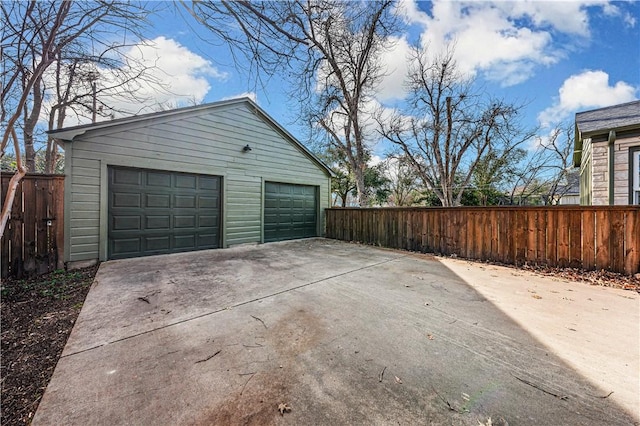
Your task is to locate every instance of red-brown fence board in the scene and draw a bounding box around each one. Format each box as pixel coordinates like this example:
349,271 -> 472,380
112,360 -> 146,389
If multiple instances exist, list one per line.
568,211 -> 582,268
545,209 -> 557,267
625,211 -> 640,274
582,210 -> 596,270
325,206 -> 640,275
535,210 -> 546,265
1,173 -> 65,279
595,210 -> 610,270
610,210 -> 625,273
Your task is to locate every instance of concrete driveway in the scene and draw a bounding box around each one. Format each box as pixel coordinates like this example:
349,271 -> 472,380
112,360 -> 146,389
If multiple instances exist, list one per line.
34,239 -> 638,425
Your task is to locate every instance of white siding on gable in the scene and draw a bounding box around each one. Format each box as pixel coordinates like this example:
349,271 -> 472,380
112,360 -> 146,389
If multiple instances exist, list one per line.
64,102 -> 331,263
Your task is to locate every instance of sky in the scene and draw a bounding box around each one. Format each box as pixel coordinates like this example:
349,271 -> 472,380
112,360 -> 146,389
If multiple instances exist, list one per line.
69,0 -> 640,157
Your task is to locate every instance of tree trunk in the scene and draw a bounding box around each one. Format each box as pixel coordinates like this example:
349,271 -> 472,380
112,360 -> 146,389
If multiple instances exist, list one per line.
0,129 -> 27,239
354,166 -> 368,207
23,76 -> 44,173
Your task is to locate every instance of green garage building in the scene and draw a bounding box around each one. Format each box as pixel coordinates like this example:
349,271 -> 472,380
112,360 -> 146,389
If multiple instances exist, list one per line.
50,98 -> 333,267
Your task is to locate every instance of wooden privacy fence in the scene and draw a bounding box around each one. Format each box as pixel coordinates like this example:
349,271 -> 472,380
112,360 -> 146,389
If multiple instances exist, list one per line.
1,173 -> 65,279
326,206 -> 640,275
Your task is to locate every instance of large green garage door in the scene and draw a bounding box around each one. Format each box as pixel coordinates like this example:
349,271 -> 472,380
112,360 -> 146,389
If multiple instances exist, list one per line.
264,182 -> 317,242
108,166 -> 221,259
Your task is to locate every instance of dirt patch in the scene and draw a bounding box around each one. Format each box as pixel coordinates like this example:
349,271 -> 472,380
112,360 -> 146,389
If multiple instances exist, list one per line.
267,308 -> 325,358
192,371 -> 290,426
191,309 -> 325,426
1,266 -> 98,426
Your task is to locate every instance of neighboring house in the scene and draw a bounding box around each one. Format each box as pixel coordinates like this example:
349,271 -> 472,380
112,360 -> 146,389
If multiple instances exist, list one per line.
553,170 -> 580,205
50,98 -> 333,267
573,100 -> 640,205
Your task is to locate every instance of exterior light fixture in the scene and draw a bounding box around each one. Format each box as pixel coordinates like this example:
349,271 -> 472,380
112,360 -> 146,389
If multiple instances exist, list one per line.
242,144 -> 252,152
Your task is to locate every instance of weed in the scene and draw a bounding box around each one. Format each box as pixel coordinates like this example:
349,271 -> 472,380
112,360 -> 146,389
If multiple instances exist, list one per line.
2,268 -> 94,301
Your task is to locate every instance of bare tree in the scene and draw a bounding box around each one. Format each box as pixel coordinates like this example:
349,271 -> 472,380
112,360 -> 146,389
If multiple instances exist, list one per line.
380,156 -> 422,206
378,47 -> 535,207
471,146 -> 526,205
1,0 -> 158,237
507,124 -> 575,205
42,41 -> 169,173
187,0 -> 398,206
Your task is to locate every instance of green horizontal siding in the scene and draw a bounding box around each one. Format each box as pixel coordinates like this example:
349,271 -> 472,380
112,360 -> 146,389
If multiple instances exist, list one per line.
66,102 -> 330,262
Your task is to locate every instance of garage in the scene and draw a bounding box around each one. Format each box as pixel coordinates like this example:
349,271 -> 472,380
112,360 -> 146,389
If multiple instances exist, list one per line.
264,182 -> 317,242
50,97 -> 332,267
108,166 -> 221,259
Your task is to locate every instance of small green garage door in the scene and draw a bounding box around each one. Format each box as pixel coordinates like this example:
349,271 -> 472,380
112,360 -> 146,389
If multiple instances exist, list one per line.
264,182 -> 317,242
108,166 -> 221,259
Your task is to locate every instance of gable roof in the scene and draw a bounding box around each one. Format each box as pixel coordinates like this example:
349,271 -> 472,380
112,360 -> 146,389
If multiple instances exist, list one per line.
49,97 -> 334,177
573,100 -> 640,167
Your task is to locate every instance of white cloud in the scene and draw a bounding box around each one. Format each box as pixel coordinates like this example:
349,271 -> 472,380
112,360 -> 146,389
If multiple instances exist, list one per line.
369,154 -> 384,167
377,35 -> 412,102
624,12 -> 637,27
538,70 -> 638,127
389,0 -> 631,89
505,1 -> 599,35
109,36 -> 228,116
43,36 -> 228,126
412,1 -> 564,86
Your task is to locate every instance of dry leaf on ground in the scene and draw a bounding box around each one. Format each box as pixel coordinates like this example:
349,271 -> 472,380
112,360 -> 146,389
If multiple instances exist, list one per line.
278,403 -> 291,415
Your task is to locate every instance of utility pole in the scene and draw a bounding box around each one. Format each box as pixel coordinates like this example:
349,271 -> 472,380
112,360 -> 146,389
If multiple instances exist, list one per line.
86,70 -> 99,123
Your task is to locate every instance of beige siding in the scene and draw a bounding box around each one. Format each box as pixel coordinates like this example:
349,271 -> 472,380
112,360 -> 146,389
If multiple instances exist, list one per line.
613,135 -> 640,205
580,134 -> 640,206
591,142 -> 609,205
65,102 -> 330,263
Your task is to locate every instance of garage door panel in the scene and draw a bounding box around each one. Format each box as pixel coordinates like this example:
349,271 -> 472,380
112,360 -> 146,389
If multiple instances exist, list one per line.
174,195 -> 197,208
112,238 -> 140,255
146,172 -> 171,187
173,234 -> 195,249
264,199 -> 278,208
174,215 -> 196,228
199,215 -> 219,227
146,216 -> 170,229
176,175 -> 197,189
199,196 -> 219,208
109,167 -> 221,259
197,233 -> 219,247
112,216 -> 141,231
113,169 -> 141,185
146,194 -> 170,208
112,193 -> 141,208
199,177 -> 220,190
146,236 -> 170,251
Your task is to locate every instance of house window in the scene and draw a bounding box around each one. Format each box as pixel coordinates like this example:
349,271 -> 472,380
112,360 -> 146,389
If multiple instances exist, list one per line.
632,149 -> 640,205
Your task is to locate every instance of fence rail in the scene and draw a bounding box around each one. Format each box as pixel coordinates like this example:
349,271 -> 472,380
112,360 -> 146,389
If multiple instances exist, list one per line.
1,173 -> 65,279
325,206 -> 640,275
